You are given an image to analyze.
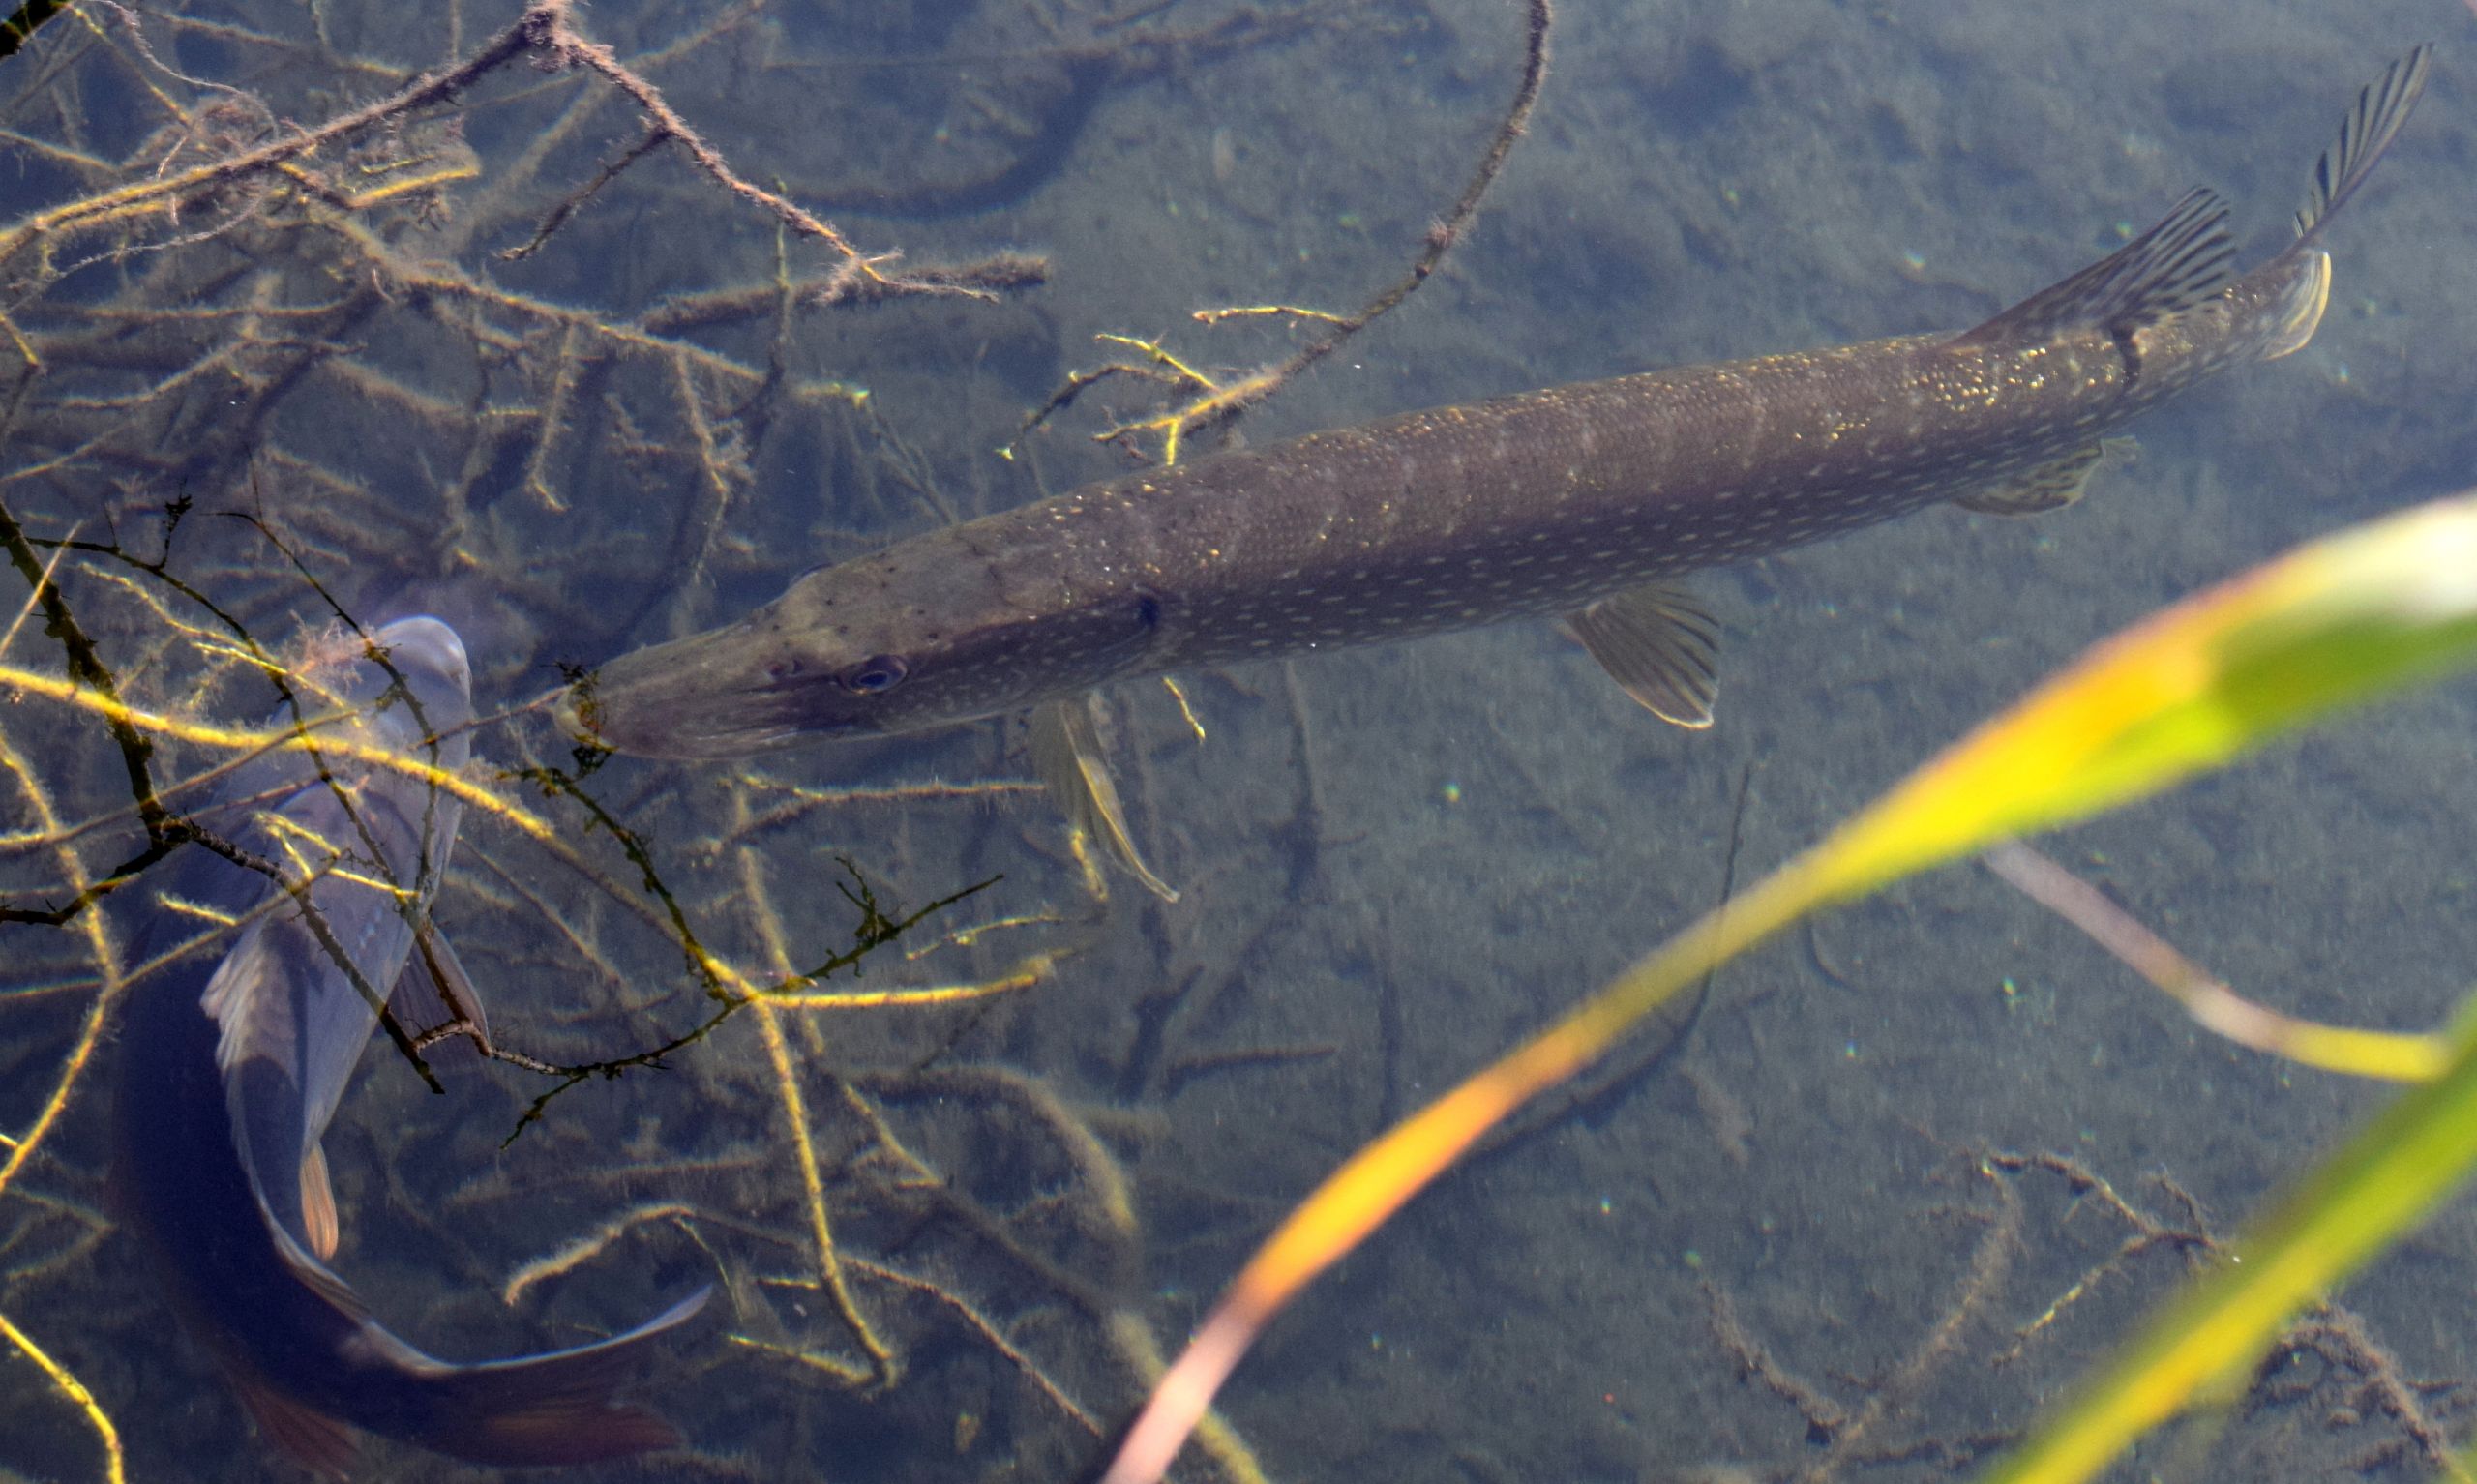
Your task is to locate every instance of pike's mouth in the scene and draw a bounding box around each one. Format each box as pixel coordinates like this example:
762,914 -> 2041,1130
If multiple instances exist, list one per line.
555,632 -> 854,760
555,697 -> 800,759
554,683 -> 801,760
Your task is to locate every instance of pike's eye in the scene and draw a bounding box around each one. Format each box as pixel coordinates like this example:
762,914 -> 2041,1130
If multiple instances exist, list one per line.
841,655 -> 910,695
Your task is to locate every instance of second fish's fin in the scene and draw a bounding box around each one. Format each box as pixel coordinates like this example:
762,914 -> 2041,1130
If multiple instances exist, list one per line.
232,1367 -> 360,1480
1567,581 -> 1719,728
300,1142 -> 340,1262
1030,696 -> 1179,903
390,924 -> 492,1065
408,1288 -> 711,1467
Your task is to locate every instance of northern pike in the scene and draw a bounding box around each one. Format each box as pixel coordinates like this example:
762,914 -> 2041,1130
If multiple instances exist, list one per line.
112,616 -> 706,1475
563,51 -> 2429,897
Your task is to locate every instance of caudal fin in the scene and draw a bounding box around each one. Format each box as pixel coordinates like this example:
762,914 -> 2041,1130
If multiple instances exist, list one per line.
403,1287 -> 711,1467
2253,46 -> 2431,362
2291,45 -> 2432,251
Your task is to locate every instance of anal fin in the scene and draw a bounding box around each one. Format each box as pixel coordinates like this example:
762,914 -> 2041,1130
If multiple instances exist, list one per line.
1029,696 -> 1179,903
1567,581 -> 1719,728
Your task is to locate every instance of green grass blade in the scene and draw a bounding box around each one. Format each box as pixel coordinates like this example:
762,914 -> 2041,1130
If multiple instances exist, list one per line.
1984,1005 -> 2477,1484
1102,492 -> 2477,1484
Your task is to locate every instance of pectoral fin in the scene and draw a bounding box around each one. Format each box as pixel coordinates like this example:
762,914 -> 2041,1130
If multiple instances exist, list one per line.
300,1143 -> 340,1262
1567,581 -> 1719,728
1029,696 -> 1180,903
1952,441 -> 2123,516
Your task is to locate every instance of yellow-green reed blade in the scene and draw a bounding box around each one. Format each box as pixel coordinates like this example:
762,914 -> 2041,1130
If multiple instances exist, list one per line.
1984,995 -> 2477,1484
1098,489 -> 2477,1484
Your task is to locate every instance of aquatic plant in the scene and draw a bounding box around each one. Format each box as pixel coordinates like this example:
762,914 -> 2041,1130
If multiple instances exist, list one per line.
0,0 -> 1328,1474
1099,489 -> 2477,1483
6,0 -> 2470,1480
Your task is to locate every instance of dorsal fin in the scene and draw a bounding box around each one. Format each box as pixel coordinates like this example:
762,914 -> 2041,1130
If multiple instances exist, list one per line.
1952,187 -> 2233,349
2292,45 -> 2432,250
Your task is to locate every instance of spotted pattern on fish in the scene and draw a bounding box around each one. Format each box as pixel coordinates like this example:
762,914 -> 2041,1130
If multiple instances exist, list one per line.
565,50 -> 2428,761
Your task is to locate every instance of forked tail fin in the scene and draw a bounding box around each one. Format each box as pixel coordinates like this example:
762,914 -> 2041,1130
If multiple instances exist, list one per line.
398,1287 -> 712,1467
2253,45 -> 2431,361
2291,45 -> 2432,252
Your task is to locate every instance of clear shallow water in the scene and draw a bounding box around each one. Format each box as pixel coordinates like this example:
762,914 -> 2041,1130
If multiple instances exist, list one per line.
3,1 -> 2475,1480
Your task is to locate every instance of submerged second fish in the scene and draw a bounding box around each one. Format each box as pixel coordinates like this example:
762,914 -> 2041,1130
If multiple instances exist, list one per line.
114,617 -> 704,1475
564,52 -> 2430,891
